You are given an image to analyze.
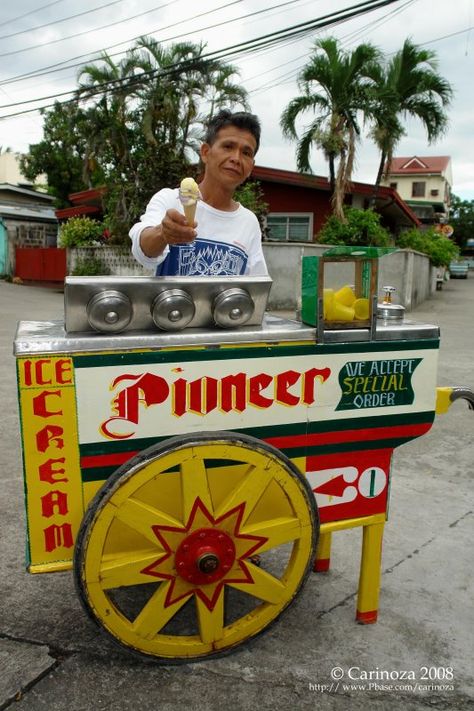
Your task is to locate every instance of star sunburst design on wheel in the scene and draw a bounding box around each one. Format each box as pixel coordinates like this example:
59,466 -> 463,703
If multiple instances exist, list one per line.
140,497 -> 268,611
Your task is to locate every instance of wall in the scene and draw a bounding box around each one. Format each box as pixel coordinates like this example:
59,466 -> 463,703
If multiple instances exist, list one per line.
0,154 -> 24,184
262,242 -> 437,312
384,174 -> 448,209
68,247 -> 154,276
0,220 -> 6,275
67,245 -> 436,313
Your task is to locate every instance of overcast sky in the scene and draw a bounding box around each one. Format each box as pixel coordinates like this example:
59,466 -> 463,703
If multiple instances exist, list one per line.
0,0 -> 473,198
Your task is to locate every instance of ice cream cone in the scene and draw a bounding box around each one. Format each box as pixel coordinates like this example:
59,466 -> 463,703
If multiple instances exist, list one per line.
183,202 -> 197,225
179,177 -> 200,224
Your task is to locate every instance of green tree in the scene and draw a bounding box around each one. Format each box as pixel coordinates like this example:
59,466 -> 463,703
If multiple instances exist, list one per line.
280,37 -> 380,220
22,39 -> 252,242
206,64 -> 249,120
234,180 -> 268,229
76,51 -> 139,182
369,39 -> 452,191
58,216 -> 105,247
449,194 -> 474,250
19,102 -> 90,206
318,207 -> 391,246
131,39 -> 204,155
396,227 -> 458,267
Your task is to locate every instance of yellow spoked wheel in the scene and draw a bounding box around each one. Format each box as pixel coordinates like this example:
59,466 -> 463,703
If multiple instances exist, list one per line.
74,431 -> 318,662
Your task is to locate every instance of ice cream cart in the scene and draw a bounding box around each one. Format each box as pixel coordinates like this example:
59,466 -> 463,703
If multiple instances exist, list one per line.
13,248 -> 473,662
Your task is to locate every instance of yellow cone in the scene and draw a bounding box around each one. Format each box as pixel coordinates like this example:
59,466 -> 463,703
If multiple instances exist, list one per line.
323,288 -> 334,319
327,301 -> 355,322
334,285 -> 356,307
354,298 -> 370,320
183,202 -> 197,224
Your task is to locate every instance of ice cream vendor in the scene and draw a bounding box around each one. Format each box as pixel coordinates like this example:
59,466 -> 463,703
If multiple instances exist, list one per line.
129,110 -> 268,277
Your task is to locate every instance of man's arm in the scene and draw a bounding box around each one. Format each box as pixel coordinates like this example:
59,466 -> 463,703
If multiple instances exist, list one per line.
129,189 -> 197,269
139,210 -> 196,258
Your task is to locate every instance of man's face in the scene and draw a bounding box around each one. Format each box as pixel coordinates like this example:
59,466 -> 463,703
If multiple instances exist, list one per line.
200,125 -> 257,190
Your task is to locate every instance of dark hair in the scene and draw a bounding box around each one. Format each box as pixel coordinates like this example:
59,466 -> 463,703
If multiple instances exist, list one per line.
204,110 -> 261,154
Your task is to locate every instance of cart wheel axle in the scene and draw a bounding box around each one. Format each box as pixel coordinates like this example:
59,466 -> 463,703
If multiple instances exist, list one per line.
175,527 -> 236,584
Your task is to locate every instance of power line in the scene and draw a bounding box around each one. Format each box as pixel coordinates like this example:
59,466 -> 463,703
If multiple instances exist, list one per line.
0,0 -> 132,41
0,0 -> 405,120
0,0 -> 227,59
0,0 -> 67,30
0,0 -> 372,83
0,0 -> 302,87
423,24 -> 474,46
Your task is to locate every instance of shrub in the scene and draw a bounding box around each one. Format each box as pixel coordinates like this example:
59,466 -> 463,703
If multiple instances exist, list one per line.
234,180 -> 268,222
396,227 -> 459,267
71,256 -> 109,276
318,208 -> 391,247
58,216 -> 105,247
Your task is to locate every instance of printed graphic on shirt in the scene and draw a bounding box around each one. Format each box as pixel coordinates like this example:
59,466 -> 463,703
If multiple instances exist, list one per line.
156,238 -> 248,276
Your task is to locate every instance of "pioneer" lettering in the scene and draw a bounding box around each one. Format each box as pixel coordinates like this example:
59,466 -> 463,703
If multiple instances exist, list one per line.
100,367 -> 331,439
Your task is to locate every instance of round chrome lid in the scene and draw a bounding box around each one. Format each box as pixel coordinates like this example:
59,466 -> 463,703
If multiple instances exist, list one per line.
151,289 -> 195,331
377,303 -> 405,321
213,288 -> 255,328
87,290 -> 133,333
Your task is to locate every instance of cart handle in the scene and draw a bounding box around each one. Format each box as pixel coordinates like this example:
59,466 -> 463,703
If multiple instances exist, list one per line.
436,387 -> 474,415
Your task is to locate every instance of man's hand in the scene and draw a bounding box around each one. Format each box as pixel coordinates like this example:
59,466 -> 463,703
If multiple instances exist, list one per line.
161,209 -> 197,244
139,209 -> 197,258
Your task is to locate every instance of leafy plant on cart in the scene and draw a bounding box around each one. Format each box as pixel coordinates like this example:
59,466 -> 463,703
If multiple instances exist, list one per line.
396,227 -> 459,267
318,207 -> 392,246
58,216 -> 106,247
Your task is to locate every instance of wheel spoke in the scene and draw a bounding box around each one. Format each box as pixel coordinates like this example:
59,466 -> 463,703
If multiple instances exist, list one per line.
180,451 -> 213,521
195,593 -> 225,644
131,582 -> 189,640
241,516 -> 303,553
99,550 -> 165,589
230,565 -> 288,604
214,464 -> 274,523
115,498 -> 182,546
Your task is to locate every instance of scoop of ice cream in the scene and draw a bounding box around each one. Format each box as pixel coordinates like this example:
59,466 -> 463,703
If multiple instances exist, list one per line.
179,177 -> 200,205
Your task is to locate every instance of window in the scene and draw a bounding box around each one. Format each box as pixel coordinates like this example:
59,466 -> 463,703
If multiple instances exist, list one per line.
389,182 -> 398,190
412,181 -> 426,197
266,214 -> 312,242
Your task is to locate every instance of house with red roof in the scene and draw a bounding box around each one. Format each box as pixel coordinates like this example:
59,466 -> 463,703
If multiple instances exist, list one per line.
251,165 -> 419,242
381,156 -> 452,225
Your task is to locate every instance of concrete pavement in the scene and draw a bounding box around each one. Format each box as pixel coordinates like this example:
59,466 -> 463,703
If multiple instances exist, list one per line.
0,277 -> 473,710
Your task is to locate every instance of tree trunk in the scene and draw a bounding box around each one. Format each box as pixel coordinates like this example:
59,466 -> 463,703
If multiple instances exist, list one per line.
369,150 -> 387,208
328,152 -> 336,195
375,150 -> 386,190
332,152 -> 347,222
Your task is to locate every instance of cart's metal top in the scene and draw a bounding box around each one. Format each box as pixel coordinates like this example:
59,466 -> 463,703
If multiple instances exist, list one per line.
13,314 -> 439,356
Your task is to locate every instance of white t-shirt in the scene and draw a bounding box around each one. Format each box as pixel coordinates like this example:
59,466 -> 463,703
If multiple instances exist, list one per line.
129,188 -> 268,276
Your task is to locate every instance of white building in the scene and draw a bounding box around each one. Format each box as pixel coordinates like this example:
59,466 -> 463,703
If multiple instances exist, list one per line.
381,156 -> 452,225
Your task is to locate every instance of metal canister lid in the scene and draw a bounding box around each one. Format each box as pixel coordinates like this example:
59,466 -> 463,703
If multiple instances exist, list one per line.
213,288 -> 255,328
377,303 -> 405,321
151,289 -> 195,331
87,290 -> 133,333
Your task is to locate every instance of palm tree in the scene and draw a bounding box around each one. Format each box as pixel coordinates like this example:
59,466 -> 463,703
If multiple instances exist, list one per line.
205,64 -> 249,120
370,39 -> 452,191
76,51 -> 139,183
280,37 -> 380,220
130,38 -> 209,156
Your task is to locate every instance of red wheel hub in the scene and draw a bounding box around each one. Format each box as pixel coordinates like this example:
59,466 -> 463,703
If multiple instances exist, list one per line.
175,528 -> 236,585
